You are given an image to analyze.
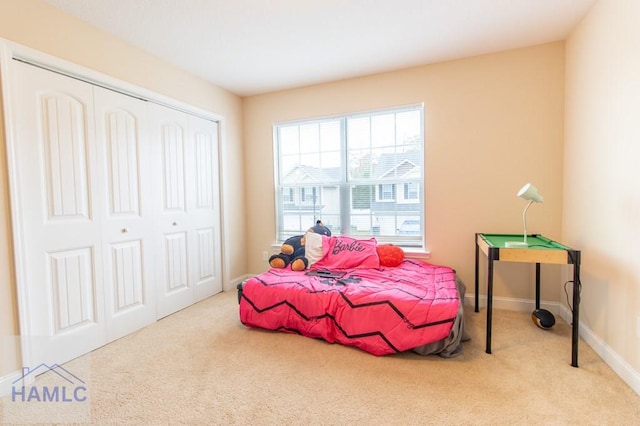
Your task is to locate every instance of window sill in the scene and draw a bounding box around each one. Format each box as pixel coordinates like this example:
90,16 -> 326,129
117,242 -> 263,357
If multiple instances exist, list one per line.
269,243 -> 430,260
402,248 -> 431,261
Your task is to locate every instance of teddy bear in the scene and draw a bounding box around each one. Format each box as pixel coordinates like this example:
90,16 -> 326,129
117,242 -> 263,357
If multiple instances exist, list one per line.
268,220 -> 331,271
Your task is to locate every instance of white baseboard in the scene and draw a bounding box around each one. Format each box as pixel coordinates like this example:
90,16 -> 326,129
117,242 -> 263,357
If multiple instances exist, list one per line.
466,293 -> 560,314
224,274 -> 253,292
0,370 -> 21,398
467,293 -> 640,396
557,304 -> 640,396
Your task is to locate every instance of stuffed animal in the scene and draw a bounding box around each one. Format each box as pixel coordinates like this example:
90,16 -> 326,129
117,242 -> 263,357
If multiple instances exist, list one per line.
308,220 -> 332,236
269,220 -> 331,271
268,234 -> 308,271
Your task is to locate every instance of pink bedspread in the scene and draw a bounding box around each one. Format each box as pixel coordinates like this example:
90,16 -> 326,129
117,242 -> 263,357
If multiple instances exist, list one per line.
238,260 -> 460,356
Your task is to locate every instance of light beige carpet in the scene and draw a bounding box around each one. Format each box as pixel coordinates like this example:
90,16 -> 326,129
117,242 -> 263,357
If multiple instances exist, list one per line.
2,289 -> 639,425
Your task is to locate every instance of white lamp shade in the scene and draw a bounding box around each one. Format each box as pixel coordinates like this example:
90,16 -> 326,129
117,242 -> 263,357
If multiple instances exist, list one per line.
517,183 -> 543,203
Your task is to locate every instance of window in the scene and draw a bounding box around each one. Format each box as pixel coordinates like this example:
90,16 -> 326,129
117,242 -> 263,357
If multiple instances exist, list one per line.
282,187 -> 294,203
301,186 -> 317,204
378,184 -> 396,202
403,183 -> 419,202
274,104 -> 424,247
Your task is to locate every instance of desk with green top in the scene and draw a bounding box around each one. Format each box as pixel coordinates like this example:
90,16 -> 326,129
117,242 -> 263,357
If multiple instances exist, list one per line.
474,233 -> 581,367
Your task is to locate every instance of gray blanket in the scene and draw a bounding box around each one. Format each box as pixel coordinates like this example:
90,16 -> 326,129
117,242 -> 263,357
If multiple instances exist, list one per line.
411,277 -> 469,357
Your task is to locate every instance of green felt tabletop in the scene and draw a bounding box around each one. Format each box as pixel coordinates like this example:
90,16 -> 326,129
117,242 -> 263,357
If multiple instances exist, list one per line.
479,233 -> 573,251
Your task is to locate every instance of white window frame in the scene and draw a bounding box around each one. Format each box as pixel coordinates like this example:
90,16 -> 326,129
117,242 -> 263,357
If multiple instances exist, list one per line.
274,104 -> 424,247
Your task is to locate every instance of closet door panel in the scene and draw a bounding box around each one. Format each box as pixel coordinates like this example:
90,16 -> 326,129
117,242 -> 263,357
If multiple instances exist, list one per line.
188,116 -> 223,301
149,103 -> 193,318
161,125 -> 186,212
110,241 -> 144,308
9,60 -> 106,367
93,87 -> 156,341
49,248 -> 96,332
42,93 -> 91,219
164,231 -> 189,290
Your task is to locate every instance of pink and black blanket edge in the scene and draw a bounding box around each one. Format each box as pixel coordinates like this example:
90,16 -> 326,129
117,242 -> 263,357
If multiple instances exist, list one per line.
237,259 -> 467,357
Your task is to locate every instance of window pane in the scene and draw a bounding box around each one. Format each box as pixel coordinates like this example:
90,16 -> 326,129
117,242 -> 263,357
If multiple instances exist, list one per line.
351,185 -> 373,209
320,151 -> 342,181
371,113 -> 395,148
279,126 -> 299,155
347,149 -> 373,181
398,217 -> 421,235
396,110 -> 421,150
320,121 -> 341,152
299,123 -> 320,154
347,116 -> 370,150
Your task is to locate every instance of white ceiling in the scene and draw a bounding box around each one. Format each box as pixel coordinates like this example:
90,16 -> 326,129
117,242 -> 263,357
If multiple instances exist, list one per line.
44,0 -> 597,97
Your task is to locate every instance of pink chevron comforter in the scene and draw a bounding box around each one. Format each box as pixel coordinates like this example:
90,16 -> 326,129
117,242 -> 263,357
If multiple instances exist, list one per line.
238,260 -> 464,356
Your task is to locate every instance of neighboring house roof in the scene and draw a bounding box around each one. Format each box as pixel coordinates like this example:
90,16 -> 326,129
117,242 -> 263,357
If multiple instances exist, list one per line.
282,164 -> 341,184
282,151 -> 421,184
373,151 -> 422,180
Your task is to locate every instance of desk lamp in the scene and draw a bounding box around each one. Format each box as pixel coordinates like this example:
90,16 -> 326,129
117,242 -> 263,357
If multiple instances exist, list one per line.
505,183 -> 543,248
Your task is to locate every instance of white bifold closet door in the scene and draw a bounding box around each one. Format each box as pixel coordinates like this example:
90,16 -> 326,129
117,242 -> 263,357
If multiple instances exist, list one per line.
9,60 -> 172,367
149,103 -> 222,319
93,87 -> 157,342
8,58 -> 222,368
10,61 -> 109,367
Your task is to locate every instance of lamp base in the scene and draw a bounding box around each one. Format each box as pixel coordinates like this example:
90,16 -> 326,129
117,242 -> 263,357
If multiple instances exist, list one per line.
505,241 -> 528,248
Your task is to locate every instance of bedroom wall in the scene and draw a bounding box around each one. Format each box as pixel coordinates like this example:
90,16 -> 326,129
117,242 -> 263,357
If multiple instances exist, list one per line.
0,0 -> 245,376
243,43 -> 566,306
564,0 -> 640,384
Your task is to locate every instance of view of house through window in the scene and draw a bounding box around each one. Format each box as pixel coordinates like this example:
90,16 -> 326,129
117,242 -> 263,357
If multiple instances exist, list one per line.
274,104 -> 424,247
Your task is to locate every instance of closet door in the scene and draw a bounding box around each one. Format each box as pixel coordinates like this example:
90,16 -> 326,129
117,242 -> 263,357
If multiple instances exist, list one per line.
188,115 -> 223,302
149,104 -> 192,318
93,87 -> 157,341
149,103 -> 222,318
9,61 -> 106,367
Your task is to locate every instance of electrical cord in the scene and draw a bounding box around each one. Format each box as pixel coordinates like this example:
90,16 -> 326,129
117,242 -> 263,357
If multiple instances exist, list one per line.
564,279 -> 582,314
526,242 -> 582,318
564,249 -> 582,322
507,239 -> 582,318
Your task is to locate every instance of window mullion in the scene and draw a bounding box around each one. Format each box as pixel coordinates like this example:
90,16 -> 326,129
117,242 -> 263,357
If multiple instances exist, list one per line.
339,117 -> 350,235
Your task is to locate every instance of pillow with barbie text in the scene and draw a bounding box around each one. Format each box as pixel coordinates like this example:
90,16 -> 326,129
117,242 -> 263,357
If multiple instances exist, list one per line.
311,236 -> 380,270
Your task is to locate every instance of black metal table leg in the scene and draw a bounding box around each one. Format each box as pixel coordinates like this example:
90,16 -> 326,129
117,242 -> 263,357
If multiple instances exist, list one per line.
475,234 -> 480,313
485,254 -> 494,354
535,263 -> 541,310
571,252 -> 581,367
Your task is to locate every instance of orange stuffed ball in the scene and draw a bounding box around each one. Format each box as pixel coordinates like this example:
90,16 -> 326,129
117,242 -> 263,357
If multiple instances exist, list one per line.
376,244 -> 405,267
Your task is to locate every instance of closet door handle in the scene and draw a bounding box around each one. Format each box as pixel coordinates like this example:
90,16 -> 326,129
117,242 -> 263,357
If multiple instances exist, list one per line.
172,222 -> 177,226
121,228 -> 128,233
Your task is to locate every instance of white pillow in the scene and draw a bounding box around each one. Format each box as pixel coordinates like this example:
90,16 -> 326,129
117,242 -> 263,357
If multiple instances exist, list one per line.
304,231 -> 324,266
